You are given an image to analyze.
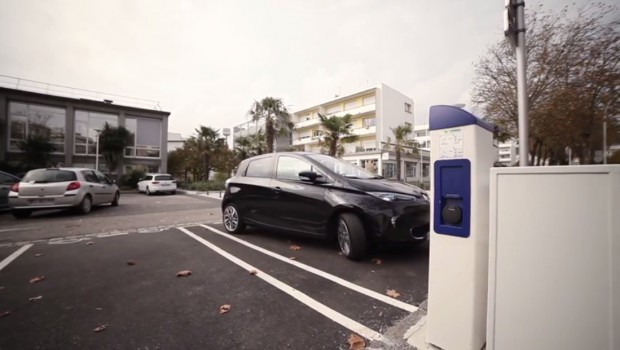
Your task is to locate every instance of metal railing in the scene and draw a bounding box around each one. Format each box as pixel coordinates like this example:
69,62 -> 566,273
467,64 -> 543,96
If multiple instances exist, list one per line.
0,74 -> 162,111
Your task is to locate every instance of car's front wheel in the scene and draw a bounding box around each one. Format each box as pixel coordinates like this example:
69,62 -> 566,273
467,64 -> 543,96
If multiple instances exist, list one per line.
222,203 -> 246,234
337,213 -> 368,260
77,195 -> 92,215
111,192 -> 120,207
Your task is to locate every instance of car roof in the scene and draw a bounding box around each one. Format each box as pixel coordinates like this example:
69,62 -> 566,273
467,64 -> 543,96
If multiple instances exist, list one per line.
146,173 -> 172,176
26,167 -> 94,172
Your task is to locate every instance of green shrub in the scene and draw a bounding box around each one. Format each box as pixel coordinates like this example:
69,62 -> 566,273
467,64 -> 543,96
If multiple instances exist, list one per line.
120,168 -> 146,188
181,179 -> 226,192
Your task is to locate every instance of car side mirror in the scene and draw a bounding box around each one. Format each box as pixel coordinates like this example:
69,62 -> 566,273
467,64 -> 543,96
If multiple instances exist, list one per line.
299,171 -> 322,182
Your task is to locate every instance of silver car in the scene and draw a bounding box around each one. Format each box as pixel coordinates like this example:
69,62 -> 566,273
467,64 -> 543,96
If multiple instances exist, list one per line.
8,168 -> 120,218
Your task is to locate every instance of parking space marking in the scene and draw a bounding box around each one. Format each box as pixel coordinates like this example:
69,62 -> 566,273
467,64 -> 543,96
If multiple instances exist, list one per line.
178,227 -> 388,343
0,226 -> 40,233
0,244 -> 33,272
199,224 -> 419,313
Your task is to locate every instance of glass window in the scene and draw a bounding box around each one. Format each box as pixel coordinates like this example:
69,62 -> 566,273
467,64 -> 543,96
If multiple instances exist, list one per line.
344,100 -> 360,110
245,157 -> 272,178
363,118 -> 376,128
74,110 -> 118,155
125,117 -> 161,158
95,171 -> 112,184
0,173 -> 18,184
308,154 -> 378,179
154,175 -> 173,181
82,171 -> 99,183
8,102 -> 66,153
144,175 -> 153,181
363,96 -> 375,105
326,105 -> 341,114
405,103 -> 412,113
277,156 -> 316,180
23,169 -> 77,183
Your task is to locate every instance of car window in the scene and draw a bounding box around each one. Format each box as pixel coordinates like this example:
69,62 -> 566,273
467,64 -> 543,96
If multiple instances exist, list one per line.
245,157 -> 272,178
0,173 -> 17,184
95,171 -> 112,185
154,175 -> 173,181
23,170 -> 77,183
308,154 -> 379,179
276,156 -> 318,181
82,170 -> 99,183
144,175 -> 153,181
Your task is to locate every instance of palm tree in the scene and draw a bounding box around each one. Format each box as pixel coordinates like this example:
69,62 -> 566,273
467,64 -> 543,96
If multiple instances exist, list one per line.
387,123 -> 417,181
234,128 -> 266,160
318,113 -> 358,156
248,97 -> 293,153
194,126 -> 226,181
98,123 -> 132,178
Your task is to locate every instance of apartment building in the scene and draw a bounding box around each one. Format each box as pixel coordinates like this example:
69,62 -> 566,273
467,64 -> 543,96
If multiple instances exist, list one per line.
232,119 -> 290,152
0,78 -> 170,174
291,83 -> 430,183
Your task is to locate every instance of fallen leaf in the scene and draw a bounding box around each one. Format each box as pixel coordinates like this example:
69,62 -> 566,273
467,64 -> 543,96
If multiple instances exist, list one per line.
371,258 -> 382,265
176,270 -> 192,277
127,260 -> 136,266
94,324 -> 108,332
96,308 -> 103,311
249,269 -> 258,275
29,295 -> 43,302
289,244 -> 302,251
0,311 -> 11,319
386,289 -> 401,298
86,242 -> 94,245
288,256 -> 297,260
219,304 -> 231,314
347,333 -> 366,350
378,311 -> 383,317
29,276 -> 46,284
34,253 -> 44,257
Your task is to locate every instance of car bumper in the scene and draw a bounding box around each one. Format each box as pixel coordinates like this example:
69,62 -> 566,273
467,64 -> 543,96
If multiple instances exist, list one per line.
9,195 -> 83,210
365,201 -> 430,244
149,185 -> 177,193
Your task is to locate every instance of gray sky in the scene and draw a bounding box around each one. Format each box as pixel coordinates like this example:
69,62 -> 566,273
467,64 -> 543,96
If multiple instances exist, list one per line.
0,0 -> 606,138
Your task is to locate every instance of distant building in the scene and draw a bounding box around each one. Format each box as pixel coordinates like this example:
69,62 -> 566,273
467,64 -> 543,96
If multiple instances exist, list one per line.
497,140 -> 518,166
0,77 -> 170,174
167,132 -> 185,151
232,119 -> 290,152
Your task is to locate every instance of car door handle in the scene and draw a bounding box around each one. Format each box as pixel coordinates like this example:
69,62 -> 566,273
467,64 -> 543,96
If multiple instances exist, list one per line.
272,186 -> 282,193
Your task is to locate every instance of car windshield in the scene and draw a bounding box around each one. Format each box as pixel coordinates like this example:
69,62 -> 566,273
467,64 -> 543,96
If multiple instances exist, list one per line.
155,175 -> 173,181
22,170 -> 77,183
308,154 -> 380,179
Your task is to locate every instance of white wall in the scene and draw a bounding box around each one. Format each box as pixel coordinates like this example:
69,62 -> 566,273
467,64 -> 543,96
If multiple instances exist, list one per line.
377,84 -> 415,146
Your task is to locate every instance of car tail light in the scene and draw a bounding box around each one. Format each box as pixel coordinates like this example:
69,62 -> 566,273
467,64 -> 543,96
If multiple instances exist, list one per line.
10,183 -> 19,192
152,181 -> 160,184
66,182 -> 81,191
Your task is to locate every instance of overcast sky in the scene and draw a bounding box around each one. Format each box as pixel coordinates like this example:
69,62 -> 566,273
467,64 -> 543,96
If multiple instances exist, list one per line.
0,0 -> 608,139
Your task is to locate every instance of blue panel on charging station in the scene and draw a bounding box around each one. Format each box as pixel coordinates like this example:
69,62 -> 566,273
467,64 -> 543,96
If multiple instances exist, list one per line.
434,159 -> 471,238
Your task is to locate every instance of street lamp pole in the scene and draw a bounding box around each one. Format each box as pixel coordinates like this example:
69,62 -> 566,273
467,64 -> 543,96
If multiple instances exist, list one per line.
95,131 -> 100,171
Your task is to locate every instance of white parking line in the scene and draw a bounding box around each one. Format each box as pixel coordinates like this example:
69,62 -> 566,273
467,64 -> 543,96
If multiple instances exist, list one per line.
0,244 -> 33,272
0,226 -> 41,233
199,224 -> 418,313
178,227 -> 387,343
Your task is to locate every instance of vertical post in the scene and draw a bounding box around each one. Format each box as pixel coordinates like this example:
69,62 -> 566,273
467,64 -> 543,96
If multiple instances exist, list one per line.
515,1 -> 529,166
95,134 -> 100,171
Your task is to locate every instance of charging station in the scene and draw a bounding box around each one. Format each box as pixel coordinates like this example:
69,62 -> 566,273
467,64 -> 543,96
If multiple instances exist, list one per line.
426,105 -> 497,350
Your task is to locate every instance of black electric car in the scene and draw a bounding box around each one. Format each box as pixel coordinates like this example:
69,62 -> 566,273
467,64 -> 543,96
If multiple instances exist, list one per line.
221,152 -> 430,260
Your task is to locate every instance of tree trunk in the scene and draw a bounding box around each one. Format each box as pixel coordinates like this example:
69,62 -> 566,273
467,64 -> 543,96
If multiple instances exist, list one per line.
395,149 -> 401,181
330,136 -> 338,156
203,153 -> 211,181
266,119 -> 274,153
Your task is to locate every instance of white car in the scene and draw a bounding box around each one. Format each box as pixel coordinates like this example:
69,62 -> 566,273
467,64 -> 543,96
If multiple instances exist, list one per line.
137,173 -> 177,195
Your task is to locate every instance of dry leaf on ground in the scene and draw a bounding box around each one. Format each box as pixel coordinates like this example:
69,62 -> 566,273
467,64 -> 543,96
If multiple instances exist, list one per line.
96,308 -> 103,311
219,304 -> 231,314
371,258 -> 382,265
176,270 -> 192,277
34,253 -> 44,257
347,333 -> 366,349
249,269 -> 258,275
288,257 -> 297,260
86,242 -> 94,245
386,289 -> 401,298
0,311 -> 11,318
0,286 -> 4,290
127,260 -> 136,266
94,324 -> 108,332
289,244 -> 302,251
29,295 -> 43,302
29,276 -> 46,284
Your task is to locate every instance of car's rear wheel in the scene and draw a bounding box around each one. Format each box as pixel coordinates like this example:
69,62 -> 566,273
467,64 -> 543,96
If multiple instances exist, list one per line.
111,192 -> 120,207
223,203 -> 246,234
12,210 -> 32,219
171,190 -> 176,195
337,213 -> 368,260
77,195 -> 92,215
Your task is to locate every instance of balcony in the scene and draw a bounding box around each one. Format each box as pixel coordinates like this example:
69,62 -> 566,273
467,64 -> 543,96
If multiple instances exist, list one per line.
328,103 -> 376,118
351,126 -> 377,137
294,117 -> 321,129
292,136 -> 321,146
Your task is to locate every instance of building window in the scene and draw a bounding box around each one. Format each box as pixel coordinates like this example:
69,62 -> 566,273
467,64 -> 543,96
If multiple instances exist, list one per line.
8,102 -> 66,153
363,118 -> 376,128
326,105 -> 342,114
74,110 -> 118,155
363,96 -> 376,105
383,163 -> 396,179
422,163 -> 430,178
312,130 -> 323,137
405,103 -> 412,113
344,100 -> 361,110
125,117 -> 162,158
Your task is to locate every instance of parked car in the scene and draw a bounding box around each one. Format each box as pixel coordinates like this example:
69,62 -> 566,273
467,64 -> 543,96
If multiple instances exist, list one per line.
0,171 -> 21,211
137,173 -> 177,195
221,152 -> 430,260
8,168 -> 120,218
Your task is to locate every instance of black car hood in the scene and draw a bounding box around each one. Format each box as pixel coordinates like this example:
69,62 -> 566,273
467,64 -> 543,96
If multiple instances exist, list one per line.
344,178 -> 426,197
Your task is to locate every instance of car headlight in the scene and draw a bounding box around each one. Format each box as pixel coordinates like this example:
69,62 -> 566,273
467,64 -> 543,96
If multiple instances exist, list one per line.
368,192 -> 418,202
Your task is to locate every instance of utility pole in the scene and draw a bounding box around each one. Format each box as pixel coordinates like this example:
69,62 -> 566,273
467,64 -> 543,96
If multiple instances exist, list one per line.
505,0 -> 529,166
